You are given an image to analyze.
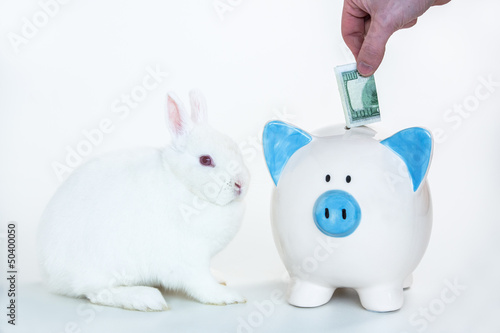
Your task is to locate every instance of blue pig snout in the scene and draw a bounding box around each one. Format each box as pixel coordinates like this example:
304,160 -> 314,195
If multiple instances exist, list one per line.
313,190 -> 361,237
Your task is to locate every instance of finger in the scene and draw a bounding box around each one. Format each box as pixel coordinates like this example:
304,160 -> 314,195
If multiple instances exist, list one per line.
364,17 -> 371,36
401,18 -> 418,29
434,0 -> 451,6
341,1 -> 369,58
341,14 -> 365,58
356,21 -> 394,76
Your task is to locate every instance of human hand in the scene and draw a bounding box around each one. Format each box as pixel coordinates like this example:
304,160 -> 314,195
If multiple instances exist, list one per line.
341,0 -> 451,76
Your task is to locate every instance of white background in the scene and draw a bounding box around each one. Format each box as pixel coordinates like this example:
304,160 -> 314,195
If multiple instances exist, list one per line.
0,0 -> 499,332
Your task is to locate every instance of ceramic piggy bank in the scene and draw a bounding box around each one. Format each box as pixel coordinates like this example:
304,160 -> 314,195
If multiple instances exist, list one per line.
262,122 -> 433,312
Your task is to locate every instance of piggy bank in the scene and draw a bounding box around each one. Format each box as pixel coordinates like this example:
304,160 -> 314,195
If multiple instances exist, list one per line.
262,121 -> 433,312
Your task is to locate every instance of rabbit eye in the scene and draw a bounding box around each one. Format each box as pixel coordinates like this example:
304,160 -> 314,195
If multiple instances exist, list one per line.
199,155 -> 214,167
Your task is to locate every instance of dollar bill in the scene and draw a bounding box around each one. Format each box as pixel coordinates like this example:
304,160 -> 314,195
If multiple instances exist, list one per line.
335,63 -> 381,128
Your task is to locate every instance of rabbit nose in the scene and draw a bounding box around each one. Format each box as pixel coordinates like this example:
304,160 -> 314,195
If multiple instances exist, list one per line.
235,182 -> 242,195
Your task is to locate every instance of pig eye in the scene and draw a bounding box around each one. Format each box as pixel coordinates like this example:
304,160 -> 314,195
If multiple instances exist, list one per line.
346,175 -> 351,183
325,174 -> 331,182
199,155 -> 215,167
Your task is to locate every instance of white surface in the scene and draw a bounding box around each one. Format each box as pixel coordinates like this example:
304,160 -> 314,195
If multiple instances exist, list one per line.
0,0 -> 499,332
1,278 -> 495,333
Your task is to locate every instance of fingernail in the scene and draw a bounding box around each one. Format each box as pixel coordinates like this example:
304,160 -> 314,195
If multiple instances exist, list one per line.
357,61 -> 373,76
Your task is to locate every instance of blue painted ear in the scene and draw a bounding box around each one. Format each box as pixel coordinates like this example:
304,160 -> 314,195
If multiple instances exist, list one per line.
263,121 -> 312,186
381,127 -> 433,192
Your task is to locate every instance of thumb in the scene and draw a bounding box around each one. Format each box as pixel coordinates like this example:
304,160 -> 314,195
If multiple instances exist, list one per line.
356,21 -> 394,76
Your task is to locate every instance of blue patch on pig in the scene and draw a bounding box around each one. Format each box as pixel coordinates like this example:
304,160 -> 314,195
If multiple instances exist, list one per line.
263,121 -> 312,186
313,190 -> 361,237
381,127 -> 433,192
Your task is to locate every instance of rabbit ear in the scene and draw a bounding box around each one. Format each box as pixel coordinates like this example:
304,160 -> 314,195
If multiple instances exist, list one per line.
189,89 -> 207,123
166,92 -> 193,145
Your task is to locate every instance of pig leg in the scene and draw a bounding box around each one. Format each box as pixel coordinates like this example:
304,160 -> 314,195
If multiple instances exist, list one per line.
357,283 -> 404,312
287,278 -> 335,307
403,274 -> 413,289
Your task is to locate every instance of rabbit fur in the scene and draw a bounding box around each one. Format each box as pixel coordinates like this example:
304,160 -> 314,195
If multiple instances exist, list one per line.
37,90 -> 250,311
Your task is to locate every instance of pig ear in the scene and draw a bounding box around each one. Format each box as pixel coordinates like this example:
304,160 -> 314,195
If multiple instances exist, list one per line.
381,127 -> 433,192
263,121 -> 312,186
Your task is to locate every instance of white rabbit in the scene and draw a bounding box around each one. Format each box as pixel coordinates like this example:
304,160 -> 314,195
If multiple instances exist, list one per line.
37,90 -> 250,311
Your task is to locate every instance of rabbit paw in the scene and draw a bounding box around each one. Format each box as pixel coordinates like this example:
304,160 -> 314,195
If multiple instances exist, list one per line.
191,284 -> 246,305
210,268 -> 227,286
87,286 -> 169,312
